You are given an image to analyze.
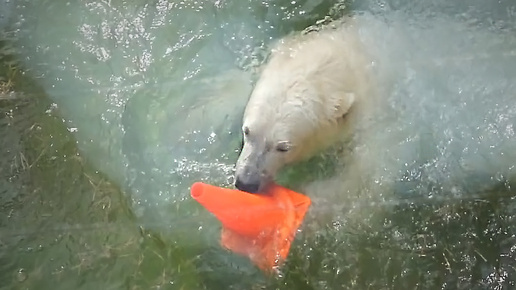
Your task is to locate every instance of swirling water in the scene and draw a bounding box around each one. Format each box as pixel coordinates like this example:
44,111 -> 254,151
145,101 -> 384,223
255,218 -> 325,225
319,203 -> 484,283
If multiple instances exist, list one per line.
2,0 -> 516,288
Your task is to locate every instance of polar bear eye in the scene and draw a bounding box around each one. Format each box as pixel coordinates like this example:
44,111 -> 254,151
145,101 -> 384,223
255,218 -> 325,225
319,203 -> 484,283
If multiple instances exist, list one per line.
276,141 -> 292,152
243,126 -> 250,136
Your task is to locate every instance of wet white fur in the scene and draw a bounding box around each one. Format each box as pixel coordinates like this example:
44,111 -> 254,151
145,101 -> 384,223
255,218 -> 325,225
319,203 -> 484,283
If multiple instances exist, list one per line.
237,20 -> 373,187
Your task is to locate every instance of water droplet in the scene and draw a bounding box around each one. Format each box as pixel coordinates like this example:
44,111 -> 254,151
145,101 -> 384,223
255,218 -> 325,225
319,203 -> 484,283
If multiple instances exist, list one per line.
16,268 -> 27,282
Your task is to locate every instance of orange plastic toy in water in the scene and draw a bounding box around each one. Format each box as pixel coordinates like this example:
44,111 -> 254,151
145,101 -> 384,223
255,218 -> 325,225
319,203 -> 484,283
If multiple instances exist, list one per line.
190,182 -> 311,272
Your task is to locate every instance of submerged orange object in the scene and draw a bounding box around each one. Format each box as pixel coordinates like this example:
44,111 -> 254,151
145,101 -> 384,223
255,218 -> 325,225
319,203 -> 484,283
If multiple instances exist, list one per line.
190,182 -> 311,272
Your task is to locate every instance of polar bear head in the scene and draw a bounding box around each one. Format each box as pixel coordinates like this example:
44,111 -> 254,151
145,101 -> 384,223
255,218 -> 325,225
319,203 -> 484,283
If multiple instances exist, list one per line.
234,29 -> 363,193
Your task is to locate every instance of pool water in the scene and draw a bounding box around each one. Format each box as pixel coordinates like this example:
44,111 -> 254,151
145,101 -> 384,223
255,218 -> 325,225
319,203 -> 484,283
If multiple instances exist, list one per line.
2,0 -> 516,289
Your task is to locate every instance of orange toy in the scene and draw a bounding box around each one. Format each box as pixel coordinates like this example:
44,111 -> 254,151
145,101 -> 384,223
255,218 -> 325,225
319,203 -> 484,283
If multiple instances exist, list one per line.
190,182 -> 311,272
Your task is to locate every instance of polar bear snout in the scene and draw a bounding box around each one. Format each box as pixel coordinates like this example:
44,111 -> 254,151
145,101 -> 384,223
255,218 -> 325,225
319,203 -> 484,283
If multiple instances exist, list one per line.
235,141 -> 273,193
234,161 -> 264,193
234,174 -> 261,193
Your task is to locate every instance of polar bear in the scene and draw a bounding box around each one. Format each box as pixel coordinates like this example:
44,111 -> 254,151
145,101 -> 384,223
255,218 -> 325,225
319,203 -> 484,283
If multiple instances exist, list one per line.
235,21 -> 373,193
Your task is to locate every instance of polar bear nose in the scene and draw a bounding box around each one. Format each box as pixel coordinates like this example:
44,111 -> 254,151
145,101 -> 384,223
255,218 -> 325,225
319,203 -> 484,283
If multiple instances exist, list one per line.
235,176 -> 261,193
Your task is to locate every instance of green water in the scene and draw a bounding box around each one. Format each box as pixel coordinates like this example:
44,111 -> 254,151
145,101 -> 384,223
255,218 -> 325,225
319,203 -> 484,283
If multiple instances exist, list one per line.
2,0 -> 516,289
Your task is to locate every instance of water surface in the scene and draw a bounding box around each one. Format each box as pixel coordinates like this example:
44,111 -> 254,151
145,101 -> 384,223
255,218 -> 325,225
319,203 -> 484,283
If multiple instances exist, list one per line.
2,0 -> 516,289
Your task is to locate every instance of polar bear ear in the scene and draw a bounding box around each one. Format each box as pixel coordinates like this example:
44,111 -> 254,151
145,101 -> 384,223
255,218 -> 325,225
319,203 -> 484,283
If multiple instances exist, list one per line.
333,92 -> 355,119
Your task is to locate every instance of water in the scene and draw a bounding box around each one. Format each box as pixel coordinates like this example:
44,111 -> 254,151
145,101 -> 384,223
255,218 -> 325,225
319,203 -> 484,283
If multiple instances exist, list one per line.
1,0 -> 516,289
